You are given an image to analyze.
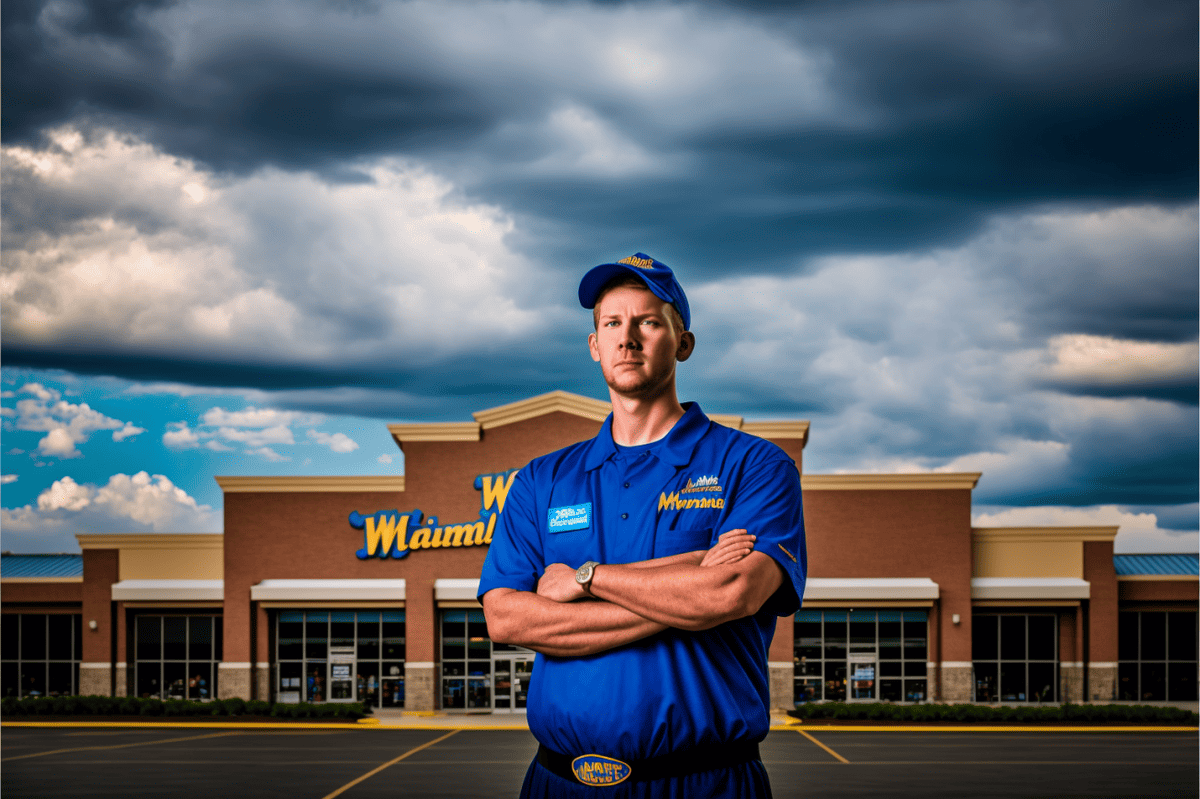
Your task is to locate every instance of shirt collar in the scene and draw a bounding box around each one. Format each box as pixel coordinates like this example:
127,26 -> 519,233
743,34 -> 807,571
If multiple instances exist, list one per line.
583,402 -> 711,471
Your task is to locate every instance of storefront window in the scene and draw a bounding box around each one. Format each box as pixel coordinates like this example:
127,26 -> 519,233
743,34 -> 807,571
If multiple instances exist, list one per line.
794,610 -> 928,704
1117,611 -> 1198,702
133,615 -> 222,700
972,613 -> 1056,702
274,610 -> 404,708
1,614 -> 81,698
440,609 -> 534,712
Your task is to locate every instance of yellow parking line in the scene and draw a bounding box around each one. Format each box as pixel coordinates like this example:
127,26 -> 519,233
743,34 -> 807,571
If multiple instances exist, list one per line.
320,729 -> 460,799
1,730 -> 242,762
797,729 -> 849,763
784,725 -> 1198,733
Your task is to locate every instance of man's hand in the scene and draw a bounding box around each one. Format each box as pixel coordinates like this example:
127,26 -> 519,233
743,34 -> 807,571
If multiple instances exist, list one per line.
700,529 -> 755,566
537,529 -> 757,604
537,563 -> 588,603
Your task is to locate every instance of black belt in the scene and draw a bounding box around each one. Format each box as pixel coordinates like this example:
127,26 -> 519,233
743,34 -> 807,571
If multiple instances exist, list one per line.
536,741 -> 761,786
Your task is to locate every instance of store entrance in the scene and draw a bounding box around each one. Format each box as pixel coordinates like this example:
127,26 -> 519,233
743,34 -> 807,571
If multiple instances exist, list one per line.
848,652 -> 877,701
492,654 -> 534,713
328,648 -> 355,702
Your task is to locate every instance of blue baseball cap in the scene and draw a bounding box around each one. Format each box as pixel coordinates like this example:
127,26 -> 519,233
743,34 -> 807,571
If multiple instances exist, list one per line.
578,253 -> 691,331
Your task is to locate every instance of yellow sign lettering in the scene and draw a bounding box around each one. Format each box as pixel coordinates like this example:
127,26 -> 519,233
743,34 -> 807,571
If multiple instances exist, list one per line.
478,470 -> 518,513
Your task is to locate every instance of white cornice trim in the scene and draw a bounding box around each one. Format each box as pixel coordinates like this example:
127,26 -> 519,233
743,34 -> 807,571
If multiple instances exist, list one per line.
971,577 -> 1090,600
742,421 -> 810,443
972,526 -> 1118,543
216,476 -> 405,493
803,577 -> 940,600
1,577 -> 83,583
387,422 -> 481,443
473,391 -> 611,429
112,580 -> 224,601
434,578 -> 481,601
77,533 -> 223,550
802,473 -> 981,491
251,579 -> 406,601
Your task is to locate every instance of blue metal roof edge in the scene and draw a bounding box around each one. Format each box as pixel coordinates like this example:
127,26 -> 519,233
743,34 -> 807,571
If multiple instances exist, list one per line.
1113,553 -> 1199,576
0,553 -> 84,578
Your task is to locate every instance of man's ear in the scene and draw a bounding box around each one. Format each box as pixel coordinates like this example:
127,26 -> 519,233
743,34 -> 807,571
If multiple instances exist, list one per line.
676,331 -> 695,362
588,331 -> 601,363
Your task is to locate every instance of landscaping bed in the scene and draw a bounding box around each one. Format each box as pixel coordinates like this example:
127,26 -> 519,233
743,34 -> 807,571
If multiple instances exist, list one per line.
1,696 -> 370,721
788,702 -> 1198,725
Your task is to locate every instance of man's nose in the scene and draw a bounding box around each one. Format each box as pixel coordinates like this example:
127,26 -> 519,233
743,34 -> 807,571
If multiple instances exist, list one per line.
620,328 -> 643,350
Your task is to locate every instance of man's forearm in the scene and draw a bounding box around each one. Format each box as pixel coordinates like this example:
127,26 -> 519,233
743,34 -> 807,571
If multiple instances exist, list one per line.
482,587 -> 667,657
586,553 -> 782,632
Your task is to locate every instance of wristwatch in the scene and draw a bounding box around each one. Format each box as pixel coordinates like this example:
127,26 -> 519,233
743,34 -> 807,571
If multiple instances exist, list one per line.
575,561 -> 600,594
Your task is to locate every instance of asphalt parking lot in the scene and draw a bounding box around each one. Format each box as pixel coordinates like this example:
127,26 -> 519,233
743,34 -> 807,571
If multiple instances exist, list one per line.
2,726 -> 1196,798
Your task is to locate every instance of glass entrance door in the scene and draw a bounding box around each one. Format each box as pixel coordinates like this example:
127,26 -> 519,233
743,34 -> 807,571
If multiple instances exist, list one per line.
848,653 -> 877,701
328,648 -> 355,702
492,654 -> 534,713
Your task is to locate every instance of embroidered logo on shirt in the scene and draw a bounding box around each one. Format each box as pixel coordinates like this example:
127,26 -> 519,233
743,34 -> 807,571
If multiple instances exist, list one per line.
680,474 -> 723,493
548,503 -> 591,532
571,754 -> 632,786
658,492 -> 725,511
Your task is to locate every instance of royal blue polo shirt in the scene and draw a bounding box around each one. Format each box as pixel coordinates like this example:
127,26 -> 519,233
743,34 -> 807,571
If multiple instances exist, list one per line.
478,402 -> 806,763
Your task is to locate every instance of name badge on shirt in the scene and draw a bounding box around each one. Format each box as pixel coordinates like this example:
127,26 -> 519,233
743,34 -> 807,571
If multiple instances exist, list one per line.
548,503 -> 591,533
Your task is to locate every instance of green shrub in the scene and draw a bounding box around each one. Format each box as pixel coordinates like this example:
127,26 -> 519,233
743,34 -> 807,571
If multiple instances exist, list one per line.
789,701 -> 1198,725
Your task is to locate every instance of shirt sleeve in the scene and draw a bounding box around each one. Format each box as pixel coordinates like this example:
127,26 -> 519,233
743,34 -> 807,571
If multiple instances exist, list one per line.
477,467 -> 544,600
721,456 -> 806,616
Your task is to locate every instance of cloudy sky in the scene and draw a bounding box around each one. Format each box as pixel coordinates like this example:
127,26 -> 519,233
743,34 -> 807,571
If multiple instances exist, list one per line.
2,0 -> 1196,555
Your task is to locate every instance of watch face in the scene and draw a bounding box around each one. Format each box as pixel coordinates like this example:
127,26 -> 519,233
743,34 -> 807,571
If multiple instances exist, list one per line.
576,562 -> 595,584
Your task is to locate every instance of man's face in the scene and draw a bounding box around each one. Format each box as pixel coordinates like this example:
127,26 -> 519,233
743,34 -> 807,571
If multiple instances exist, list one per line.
588,284 -> 693,399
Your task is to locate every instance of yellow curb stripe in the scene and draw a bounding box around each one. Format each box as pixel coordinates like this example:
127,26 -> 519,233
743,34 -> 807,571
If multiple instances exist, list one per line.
2,721 -> 532,731
320,729 -> 460,799
1,730 -> 242,762
797,729 -> 850,763
779,725 -> 1198,733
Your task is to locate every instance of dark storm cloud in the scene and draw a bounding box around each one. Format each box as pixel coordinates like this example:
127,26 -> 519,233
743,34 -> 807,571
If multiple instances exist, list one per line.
2,0 -> 1196,519
4,0 -> 1195,265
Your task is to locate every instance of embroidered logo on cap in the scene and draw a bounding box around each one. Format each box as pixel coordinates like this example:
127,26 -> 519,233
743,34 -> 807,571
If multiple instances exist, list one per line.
617,255 -> 655,269
571,754 -> 632,786
548,503 -> 592,533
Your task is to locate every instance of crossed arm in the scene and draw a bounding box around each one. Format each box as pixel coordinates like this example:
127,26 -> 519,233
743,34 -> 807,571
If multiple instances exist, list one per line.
481,531 -> 784,657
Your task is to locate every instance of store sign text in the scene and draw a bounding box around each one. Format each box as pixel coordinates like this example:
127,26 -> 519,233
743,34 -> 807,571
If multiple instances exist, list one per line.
351,469 -> 518,559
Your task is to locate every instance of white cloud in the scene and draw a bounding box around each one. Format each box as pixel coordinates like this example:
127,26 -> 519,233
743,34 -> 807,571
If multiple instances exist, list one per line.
246,446 -> 289,462
10,382 -> 141,459
203,439 -> 233,452
163,421 -> 200,450
307,429 -> 359,453
1,474 -> 19,484
973,505 -> 1199,554
201,406 -> 318,428
37,475 -> 93,511
1027,334 -> 1198,389
377,454 -> 393,464
218,424 -> 295,447
112,422 -> 147,442
2,471 -> 218,550
2,128 -> 552,367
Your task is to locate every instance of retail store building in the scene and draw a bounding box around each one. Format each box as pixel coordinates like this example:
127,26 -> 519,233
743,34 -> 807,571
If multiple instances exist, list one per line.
3,392 -> 1197,710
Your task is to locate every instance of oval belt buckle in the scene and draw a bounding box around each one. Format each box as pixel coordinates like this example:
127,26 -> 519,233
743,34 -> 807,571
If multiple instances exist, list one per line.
571,754 -> 632,786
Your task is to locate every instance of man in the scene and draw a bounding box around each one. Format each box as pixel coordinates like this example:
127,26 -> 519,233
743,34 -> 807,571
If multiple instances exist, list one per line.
479,253 -> 806,797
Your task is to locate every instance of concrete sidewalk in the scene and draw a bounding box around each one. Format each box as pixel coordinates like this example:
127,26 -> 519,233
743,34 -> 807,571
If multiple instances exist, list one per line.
365,709 -> 801,729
